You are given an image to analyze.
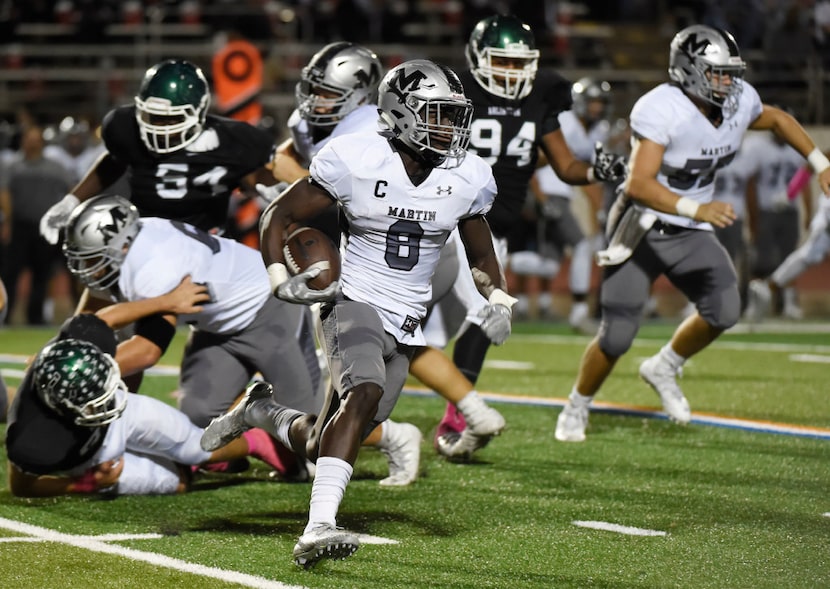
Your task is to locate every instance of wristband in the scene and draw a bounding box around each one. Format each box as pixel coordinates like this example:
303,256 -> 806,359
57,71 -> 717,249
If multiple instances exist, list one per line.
586,167 -> 595,183
675,197 -> 700,219
488,288 -> 518,310
266,262 -> 289,294
807,148 -> 830,174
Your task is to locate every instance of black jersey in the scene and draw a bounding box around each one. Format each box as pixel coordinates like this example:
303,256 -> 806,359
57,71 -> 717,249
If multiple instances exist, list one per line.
459,68 -> 572,238
6,369 -> 106,475
102,106 -> 276,232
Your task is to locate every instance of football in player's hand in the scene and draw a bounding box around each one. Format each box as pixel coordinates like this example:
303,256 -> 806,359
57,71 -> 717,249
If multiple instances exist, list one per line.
283,226 -> 341,290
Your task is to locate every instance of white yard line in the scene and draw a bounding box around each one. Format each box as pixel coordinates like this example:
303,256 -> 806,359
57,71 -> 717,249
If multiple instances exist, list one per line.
0,518 -> 309,589
572,520 -> 667,536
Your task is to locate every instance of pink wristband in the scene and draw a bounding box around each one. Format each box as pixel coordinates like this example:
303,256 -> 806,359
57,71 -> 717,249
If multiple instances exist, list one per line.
71,469 -> 98,493
787,166 -> 812,201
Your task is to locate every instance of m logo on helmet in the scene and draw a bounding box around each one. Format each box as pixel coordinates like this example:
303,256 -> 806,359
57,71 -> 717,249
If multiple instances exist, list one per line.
390,68 -> 429,97
94,207 -> 130,246
680,34 -> 710,58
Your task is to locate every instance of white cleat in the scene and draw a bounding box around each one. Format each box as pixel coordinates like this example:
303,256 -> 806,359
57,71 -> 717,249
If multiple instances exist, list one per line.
200,381 -> 274,451
378,422 -> 422,487
293,524 -> 359,569
436,404 -> 506,461
639,355 -> 691,424
745,279 -> 772,322
554,402 -> 589,442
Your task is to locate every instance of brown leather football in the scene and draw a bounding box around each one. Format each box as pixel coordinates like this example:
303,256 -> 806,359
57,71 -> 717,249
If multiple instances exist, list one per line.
282,226 -> 341,290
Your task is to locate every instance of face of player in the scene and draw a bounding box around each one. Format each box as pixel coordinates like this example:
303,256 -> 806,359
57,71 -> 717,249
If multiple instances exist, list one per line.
706,69 -> 736,101
309,86 -> 342,117
585,98 -> 607,124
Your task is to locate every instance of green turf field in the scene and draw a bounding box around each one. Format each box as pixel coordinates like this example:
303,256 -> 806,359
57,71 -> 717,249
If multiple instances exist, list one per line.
0,321 -> 828,588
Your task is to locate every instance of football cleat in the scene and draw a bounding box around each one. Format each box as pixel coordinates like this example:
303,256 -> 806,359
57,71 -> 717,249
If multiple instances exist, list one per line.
200,381 -> 274,451
639,355 -> 691,424
378,421 -> 422,487
435,427 -> 497,461
554,402 -> 589,442
293,524 -> 359,569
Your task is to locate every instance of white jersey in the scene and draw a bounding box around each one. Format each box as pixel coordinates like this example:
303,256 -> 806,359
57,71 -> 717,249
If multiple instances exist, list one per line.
80,389 -> 210,495
118,218 -> 270,334
310,131 -> 497,344
288,104 -> 382,165
739,131 -> 805,211
630,82 -> 763,230
535,110 -> 610,199
713,137 -> 754,220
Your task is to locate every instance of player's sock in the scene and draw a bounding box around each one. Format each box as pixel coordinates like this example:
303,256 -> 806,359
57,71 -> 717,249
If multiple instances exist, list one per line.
243,428 -> 297,475
305,456 -> 353,533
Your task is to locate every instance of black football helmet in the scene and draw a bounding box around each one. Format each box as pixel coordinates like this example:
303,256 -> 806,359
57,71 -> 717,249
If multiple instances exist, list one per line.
378,59 -> 473,168
668,25 -> 746,117
33,338 -> 127,427
296,42 -> 383,127
465,15 -> 540,100
135,59 -> 210,153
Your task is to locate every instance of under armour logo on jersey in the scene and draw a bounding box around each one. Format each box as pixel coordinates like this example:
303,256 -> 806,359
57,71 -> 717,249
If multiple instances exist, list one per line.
436,186 -> 452,195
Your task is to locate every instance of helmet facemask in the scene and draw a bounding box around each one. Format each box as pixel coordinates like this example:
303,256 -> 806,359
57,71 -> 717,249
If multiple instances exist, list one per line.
34,339 -> 127,427
135,94 -> 208,154
470,47 -> 539,100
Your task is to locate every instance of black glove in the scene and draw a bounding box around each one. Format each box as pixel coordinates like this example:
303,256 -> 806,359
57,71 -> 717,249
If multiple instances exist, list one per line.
592,142 -> 627,183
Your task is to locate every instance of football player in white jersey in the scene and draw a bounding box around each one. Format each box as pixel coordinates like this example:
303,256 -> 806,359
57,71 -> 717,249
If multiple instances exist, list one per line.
523,77 -> 613,331
6,315 -> 289,497
201,59 -> 513,568
746,147 -> 830,319
739,127 -> 812,320
60,195 -> 323,478
555,25 -> 830,442
269,41 -> 508,469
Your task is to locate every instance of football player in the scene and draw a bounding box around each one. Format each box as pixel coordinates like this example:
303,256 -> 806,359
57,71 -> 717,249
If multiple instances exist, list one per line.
431,15 -> 626,451
203,59 -> 512,568
740,124 -> 813,320
554,25 -> 830,442
746,148 -> 830,320
39,59 -> 279,241
526,77 -> 614,331
6,314 -> 289,497
60,195 -> 324,478
268,41 -> 507,471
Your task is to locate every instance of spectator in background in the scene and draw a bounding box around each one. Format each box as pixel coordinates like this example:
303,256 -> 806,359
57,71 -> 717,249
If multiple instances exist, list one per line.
1,125 -> 72,325
44,117 -> 106,186
815,0 -> 830,67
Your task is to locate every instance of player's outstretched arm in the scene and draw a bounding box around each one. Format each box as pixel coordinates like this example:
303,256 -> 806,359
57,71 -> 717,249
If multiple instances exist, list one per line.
95,275 -> 209,330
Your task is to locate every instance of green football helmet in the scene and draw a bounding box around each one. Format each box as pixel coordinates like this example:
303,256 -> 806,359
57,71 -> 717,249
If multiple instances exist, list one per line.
465,14 -> 540,100
33,339 -> 127,427
135,59 -> 210,154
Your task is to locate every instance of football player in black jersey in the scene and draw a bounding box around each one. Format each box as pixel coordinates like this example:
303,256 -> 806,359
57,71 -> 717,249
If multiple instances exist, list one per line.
39,59 -> 278,242
431,14 -> 626,451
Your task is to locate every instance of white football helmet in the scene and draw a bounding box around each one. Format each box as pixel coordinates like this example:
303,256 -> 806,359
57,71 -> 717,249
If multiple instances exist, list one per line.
295,42 -> 383,127
465,14 -> 540,100
134,59 -> 210,154
668,25 -> 746,117
33,338 -> 127,427
378,59 -> 473,167
571,77 -> 612,125
62,194 -> 141,292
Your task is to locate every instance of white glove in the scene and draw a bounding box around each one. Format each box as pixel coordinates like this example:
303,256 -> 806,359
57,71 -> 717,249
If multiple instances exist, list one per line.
591,143 -> 627,183
39,193 -> 80,244
255,183 -> 288,206
275,267 -> 338,305
478,304 -> 512,345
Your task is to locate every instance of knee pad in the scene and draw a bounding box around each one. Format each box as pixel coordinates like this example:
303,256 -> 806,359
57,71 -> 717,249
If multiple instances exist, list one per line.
699,286 -> 741,330
597,307 -> 640,358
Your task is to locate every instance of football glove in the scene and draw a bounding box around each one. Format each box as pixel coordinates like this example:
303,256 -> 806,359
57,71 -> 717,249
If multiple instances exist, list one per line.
275,267 -> 338,305
478,304 -> 512,345
255,182 -> 289,206
591,142 -> 627,183
39,193 -> 80,244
